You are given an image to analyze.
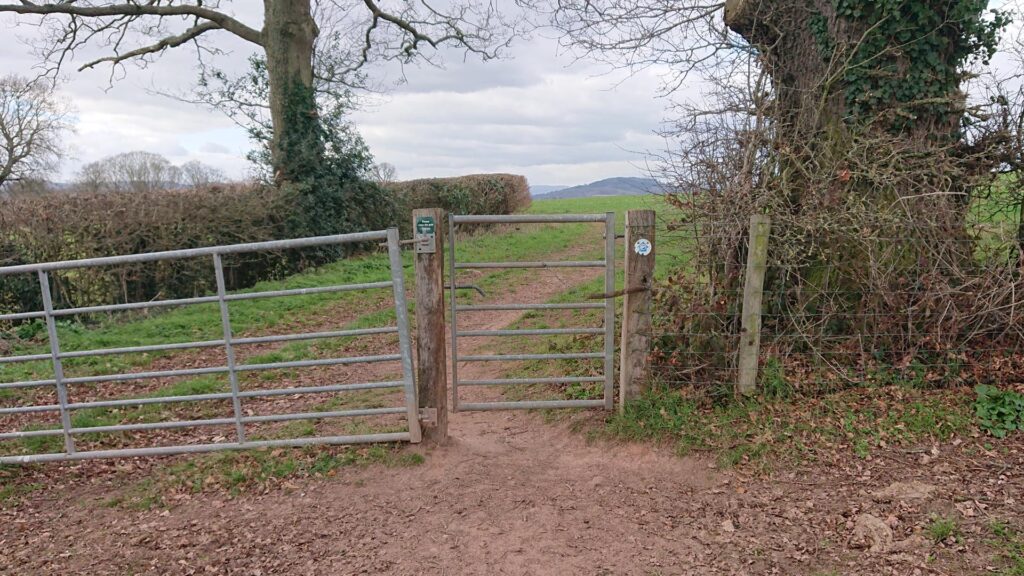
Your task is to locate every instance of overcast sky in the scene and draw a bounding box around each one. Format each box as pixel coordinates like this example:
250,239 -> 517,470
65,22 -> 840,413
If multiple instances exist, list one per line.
0,4 -> 668,188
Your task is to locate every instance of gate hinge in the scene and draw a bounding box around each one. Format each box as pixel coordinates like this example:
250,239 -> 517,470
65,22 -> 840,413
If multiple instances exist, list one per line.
419,407 -> 438,425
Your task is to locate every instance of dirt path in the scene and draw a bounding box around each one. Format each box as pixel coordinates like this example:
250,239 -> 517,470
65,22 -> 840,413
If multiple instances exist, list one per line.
4,254 -> 1024,575
2,264 -> 728,575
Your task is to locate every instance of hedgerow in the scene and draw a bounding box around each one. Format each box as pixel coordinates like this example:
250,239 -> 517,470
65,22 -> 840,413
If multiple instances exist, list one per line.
0,173 -> 531,317
388,173 -> 531,237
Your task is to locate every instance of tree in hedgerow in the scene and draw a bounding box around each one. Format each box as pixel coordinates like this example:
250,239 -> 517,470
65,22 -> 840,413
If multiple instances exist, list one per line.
0,74 -> 73,190
543,0 -> 1024,383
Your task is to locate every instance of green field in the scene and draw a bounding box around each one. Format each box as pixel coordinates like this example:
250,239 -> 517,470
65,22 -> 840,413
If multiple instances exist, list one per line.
1,196 -> 658,385
0,195 -> 655,459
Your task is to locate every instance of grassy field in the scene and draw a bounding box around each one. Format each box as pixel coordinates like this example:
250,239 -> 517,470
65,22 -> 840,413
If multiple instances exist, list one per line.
0,197 -> 656,463
526,194 -> 687,277
0,194 -> 684,507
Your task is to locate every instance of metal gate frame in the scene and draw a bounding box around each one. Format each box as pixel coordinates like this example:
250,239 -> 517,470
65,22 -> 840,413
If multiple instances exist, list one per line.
0,229 -> 421,464
448,213 -> 616,412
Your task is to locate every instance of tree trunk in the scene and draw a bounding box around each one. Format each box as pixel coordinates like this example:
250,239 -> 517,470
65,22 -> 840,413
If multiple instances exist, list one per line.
723,0 -> 965,143
263,0 -> 319,184
1017,199 -> 1024,264
725,0 -> 838,136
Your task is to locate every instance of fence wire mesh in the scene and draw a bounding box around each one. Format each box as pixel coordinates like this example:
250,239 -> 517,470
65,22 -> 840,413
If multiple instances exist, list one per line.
649,219 -> 1024,397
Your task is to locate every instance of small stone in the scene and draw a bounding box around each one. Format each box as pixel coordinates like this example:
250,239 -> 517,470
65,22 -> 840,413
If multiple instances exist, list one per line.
872,481 -> 937,502
892,535 -> 929,552
850,514 -> 893,553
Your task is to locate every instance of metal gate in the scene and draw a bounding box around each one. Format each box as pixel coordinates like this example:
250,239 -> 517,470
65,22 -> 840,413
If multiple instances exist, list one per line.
0,229 -> 421,464
448,213 -> 616,411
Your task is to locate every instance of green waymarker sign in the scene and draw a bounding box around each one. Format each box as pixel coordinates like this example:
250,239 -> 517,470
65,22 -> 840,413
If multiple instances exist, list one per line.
416,216 -> 435,235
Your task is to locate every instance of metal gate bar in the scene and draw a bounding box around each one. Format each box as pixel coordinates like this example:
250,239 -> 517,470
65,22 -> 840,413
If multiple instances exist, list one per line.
449,213 -> 616,412
0,229 -> 421,464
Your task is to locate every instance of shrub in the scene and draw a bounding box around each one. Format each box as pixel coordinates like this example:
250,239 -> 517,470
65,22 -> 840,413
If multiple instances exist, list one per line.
387,173 -> 531,236
0,184 -> 294,314
0,172 -> 531,318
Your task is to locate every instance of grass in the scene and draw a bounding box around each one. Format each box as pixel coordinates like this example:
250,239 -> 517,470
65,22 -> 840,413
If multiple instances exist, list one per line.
989,520 -> 1024,575
526,194 -> 687,279
927,516 -> 959,544
598,383 -> 972,471
0,478 -> 42,506
0,257 -> 401,387
102,443 -> 424,509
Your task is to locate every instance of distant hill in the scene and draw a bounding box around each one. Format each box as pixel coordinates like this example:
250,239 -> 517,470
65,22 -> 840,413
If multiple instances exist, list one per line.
529,184 -> 567,196
533,177 -> 660,199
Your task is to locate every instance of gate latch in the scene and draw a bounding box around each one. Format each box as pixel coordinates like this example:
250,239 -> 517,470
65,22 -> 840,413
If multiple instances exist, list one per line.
419,407 -> 438,425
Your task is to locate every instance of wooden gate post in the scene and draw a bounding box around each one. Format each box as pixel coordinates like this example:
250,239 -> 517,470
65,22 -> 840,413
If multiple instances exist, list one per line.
619,209 -> 656,410
413,208 -> 448,443
736,214 -> 771,397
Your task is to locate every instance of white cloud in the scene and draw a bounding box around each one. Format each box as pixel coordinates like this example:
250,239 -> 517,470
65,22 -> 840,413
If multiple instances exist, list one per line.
1,7 -> 670,186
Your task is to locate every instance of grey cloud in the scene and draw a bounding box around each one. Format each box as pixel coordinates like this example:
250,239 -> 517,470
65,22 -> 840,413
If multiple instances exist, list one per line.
2,8 -> 670,186
201,142 -> 232,154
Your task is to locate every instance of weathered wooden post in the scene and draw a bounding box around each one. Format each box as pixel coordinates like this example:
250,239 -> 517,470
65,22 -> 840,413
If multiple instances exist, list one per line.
736,214 -> 771,397
619,209 -> 656,410
413,208 -> 448,443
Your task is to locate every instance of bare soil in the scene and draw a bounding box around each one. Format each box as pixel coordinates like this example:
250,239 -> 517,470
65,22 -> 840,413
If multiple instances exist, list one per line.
2,266 -> 1023,575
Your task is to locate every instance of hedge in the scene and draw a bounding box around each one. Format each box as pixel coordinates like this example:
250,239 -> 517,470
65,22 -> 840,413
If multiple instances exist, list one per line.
0,173 -> 530,317
0,185 -> 294,314
388,173 -> 531,236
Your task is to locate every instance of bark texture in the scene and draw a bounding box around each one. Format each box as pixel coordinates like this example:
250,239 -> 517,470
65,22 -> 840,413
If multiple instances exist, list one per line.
263,0 -> 320,183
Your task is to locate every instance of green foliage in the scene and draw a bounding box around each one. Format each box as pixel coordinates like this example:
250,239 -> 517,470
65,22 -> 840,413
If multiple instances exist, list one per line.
220,56 -> 394,264
827,0 -> 1009,132
927,515 -> 959,543
0,183 -> 297,317
974,385 -> 1024,438
599,384 -> 971,470
808,13 -> 834,61
265,86 -> 393,262
989,521 -> 1024,575
387,174 -> 531,237
760,357 -> 792,399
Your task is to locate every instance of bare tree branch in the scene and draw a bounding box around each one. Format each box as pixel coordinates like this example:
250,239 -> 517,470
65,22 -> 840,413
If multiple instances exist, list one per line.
0,74 -> 73,189
78,20 -> 220,71
0,2 -> 263,44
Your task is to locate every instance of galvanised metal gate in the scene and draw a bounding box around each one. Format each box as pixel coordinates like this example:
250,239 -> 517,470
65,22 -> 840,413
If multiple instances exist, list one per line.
448,213 -> 616,411
0,229 -> 421,464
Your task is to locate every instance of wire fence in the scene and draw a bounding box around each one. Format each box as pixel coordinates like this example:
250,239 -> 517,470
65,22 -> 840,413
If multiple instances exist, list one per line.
649,218 -> 1024,396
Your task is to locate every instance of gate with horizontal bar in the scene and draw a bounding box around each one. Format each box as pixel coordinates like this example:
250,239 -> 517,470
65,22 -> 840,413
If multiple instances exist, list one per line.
0,229 -> 420,464
448,213 -> 616,412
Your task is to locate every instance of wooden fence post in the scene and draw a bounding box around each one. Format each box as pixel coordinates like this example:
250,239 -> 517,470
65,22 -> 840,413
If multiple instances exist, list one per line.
619,209 -> 656,410
736,214 -> 770,397
413,208 -> 448,443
